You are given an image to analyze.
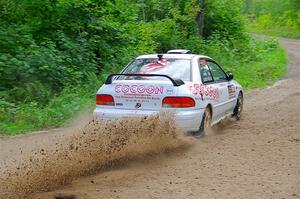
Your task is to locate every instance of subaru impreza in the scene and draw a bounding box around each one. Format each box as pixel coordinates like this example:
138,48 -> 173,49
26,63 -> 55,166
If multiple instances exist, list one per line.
93,49 -> 243,136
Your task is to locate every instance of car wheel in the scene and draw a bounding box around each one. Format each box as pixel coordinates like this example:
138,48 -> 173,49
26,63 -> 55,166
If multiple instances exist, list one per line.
232,92 -> 243,120
194,107 -> 212,138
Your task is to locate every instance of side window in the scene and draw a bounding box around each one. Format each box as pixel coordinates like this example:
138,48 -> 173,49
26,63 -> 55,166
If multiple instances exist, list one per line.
207,62 -> 227,82
199,59 -> 213,83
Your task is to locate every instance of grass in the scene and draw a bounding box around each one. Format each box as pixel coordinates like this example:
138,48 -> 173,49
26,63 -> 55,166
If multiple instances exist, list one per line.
233,46 -> 287,89
247,24 -> 300,39
0,87 -> 96,135
0,37 -> 288,136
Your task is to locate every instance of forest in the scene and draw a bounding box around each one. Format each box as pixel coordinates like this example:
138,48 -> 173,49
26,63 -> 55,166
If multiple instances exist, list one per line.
245,0 -> 300,38
0,0 -> 293,134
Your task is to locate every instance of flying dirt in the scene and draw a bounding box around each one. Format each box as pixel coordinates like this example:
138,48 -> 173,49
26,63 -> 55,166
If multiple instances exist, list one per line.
1,37 -> 300,199
0,112 -> 188,198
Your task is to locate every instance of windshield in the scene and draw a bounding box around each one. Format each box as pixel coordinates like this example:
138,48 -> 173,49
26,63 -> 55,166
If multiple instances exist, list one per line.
119,58 -> 191,81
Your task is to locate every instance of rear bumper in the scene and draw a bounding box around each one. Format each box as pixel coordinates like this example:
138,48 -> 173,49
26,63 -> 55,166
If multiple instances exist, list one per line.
93,107 -> 204,132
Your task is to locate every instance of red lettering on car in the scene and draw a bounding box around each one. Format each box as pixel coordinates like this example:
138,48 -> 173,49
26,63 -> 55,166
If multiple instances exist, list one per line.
115,85 -> 164,95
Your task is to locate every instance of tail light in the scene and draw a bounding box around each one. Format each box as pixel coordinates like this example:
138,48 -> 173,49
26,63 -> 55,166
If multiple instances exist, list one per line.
96,94 -> 115,106
162,97 -> 195,108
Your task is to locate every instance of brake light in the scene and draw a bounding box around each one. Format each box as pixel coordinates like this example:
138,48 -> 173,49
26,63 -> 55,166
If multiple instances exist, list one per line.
162,97 -> 195,108
96,94 -> 115,106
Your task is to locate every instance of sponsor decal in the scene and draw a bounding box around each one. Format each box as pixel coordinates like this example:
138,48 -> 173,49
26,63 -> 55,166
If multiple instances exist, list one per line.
135,102 -> 141,109
228,85 -> 236,99
115,85 -> 164,95
115,95 -> 161,101
115,102 -> 123,106
165,88 -> 174,95
140,60 -> 169,72
187,83 -> 220,100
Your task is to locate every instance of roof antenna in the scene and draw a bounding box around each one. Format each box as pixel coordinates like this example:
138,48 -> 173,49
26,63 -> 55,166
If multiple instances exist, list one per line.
157,54 -> 163,60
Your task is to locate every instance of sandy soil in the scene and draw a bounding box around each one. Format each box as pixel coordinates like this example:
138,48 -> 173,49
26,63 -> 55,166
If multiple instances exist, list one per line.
0,38 -> 300,199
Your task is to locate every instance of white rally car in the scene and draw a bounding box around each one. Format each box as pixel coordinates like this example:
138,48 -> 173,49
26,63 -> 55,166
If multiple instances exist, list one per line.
93,49 -> 243,136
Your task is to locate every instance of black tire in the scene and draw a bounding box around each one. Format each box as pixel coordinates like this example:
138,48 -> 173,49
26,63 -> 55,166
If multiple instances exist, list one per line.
232,92 -> 243,120
194,107 -> 212,138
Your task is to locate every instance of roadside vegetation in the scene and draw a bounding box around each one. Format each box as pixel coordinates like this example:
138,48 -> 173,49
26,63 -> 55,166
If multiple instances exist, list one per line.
245,0 -> 300,39
0,0 -> 287,135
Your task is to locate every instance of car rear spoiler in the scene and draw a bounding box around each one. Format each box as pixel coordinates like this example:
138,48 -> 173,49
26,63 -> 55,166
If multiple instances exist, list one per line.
105,74 -> 185,87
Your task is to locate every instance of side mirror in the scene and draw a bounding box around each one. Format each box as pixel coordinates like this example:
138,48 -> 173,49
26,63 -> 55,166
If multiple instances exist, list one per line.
227,72 -> 234,81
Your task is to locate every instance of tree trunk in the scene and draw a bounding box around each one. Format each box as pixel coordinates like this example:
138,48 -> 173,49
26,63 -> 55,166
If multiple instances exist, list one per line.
196,0 -> 206,37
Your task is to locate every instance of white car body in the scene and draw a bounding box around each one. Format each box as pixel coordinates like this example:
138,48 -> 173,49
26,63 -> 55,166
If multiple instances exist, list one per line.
93,52 -> 243,133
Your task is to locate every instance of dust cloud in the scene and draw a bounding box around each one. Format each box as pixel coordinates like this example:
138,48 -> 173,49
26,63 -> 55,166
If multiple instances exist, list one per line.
0,111 -> 187,198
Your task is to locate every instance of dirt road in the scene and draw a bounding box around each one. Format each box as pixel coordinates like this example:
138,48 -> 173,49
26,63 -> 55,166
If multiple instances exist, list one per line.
1,38 -> 300,199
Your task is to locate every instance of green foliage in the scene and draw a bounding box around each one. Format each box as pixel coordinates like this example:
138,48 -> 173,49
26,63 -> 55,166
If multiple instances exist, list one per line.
245,0 -> 300,38
0,82 -> 100,135
0,91 -> 86,134
204,0 -> 245,38
0,0 -> 287,135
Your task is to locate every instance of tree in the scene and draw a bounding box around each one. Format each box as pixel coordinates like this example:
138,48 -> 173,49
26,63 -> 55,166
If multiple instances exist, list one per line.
196,0 -> 206,36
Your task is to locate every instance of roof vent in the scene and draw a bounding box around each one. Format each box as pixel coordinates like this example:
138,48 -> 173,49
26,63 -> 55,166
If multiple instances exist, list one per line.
167,49 -> 192,54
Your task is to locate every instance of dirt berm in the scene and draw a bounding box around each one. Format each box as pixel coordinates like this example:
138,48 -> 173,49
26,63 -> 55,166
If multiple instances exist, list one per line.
0,38 -> 299,199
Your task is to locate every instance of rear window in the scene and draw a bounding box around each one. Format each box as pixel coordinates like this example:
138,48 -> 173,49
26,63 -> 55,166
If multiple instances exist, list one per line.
120,58 -> 191,81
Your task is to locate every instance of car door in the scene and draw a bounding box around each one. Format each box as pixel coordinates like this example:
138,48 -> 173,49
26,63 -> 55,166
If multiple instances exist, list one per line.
198,59 -> 224,122
206,60 -> 236,116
